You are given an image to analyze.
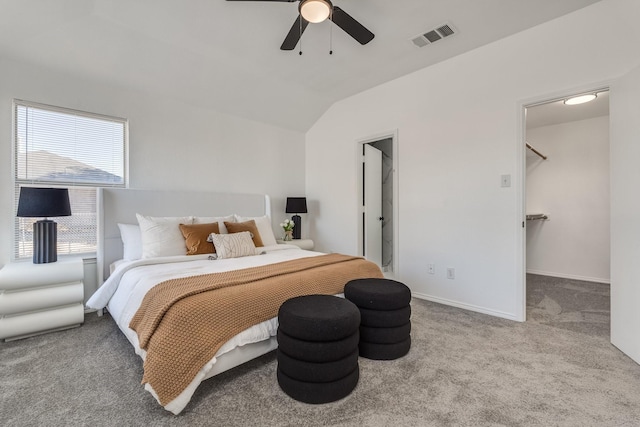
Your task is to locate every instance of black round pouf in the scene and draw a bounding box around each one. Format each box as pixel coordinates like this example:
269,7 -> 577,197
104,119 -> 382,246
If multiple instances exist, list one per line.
359,322 -> 411,344
277,366 -> 359,404
277,348 -> 359,383
344,279 -> 411,310
359,305 -> 411,328
359,337 -> 411,360
276,329 -> 359,363
277,295 -> 363,403
278,295 -> 361,341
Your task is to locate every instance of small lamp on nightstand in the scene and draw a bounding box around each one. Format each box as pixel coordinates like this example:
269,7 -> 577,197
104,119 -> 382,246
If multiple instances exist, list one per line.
285,197 -> 307,240
17,187 -> 72,264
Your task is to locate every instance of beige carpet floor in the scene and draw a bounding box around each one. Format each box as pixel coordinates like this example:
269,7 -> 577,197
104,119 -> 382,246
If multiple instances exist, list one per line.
1,274 -> 639,426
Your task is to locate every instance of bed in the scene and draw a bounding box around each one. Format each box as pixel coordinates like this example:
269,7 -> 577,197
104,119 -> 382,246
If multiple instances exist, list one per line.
86,188 -> 382,414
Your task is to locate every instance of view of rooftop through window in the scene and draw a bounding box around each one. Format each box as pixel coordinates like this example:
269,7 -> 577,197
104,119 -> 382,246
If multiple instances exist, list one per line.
15,105 -> 125,183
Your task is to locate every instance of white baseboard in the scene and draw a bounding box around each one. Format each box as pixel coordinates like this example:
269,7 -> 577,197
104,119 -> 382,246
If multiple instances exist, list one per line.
411,292 -> 521,322
526,269 -> 610,284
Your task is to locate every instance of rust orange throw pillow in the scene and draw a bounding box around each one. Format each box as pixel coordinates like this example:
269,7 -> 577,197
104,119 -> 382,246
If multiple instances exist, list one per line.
179,222 -> 220,255
224,220 -> 264,247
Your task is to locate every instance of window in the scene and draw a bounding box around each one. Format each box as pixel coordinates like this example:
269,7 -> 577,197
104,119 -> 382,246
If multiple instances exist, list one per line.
13,100 -> 127,259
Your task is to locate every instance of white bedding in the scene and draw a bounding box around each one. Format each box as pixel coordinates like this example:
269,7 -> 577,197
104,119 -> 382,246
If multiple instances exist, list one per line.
86,244 -> 321,414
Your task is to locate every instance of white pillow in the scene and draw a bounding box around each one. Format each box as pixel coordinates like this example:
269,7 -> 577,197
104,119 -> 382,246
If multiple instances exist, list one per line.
194,215 -> 235,234
117,223 -> 142,260
233,214 -> 277,247
208,232 -> 257,259
136,214 -> 193,258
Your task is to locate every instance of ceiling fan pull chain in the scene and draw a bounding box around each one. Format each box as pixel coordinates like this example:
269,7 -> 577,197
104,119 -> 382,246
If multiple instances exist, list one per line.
329,13 -> 333,55
299,16 -> 303,55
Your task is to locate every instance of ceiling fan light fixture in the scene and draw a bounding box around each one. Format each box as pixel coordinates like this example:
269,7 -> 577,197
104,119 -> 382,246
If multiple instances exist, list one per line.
564,93 -> 597,105
299,0 -> 332,24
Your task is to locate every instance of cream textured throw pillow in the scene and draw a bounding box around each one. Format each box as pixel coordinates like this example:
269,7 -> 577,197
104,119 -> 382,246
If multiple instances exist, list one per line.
208,231 -> 257,259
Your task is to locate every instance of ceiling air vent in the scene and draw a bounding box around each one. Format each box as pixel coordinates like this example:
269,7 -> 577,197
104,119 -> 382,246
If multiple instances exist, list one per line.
411,22 -> 456,48
411,36 -> 429,48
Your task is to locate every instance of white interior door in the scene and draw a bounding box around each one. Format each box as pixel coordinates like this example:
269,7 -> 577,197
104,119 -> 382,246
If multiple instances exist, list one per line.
610,64 -> 640,364
364,144 -> 382,267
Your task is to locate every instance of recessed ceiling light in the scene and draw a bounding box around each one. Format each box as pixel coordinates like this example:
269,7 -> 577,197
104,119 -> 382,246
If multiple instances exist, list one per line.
564,94 -> 597,105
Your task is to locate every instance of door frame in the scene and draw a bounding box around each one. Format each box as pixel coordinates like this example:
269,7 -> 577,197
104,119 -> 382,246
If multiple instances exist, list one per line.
516,81 -> 611,322
356,129 -> 399,277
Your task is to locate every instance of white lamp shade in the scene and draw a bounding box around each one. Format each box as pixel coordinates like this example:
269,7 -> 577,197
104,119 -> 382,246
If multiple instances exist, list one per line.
300,0 -> 332,24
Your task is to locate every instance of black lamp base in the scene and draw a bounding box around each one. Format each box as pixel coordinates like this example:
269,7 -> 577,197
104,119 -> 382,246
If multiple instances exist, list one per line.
291,214 -> 301,239
33,220 -> 57,264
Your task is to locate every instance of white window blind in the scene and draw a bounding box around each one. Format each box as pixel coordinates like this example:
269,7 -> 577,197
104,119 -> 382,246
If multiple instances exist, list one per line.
13,100 -> 127,259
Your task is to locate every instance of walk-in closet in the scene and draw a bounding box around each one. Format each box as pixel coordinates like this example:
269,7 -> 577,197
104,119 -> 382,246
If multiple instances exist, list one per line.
525,90 -> 610,335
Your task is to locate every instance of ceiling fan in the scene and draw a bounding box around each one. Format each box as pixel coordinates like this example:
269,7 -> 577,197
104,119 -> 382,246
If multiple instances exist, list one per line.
226,0 -> 375,51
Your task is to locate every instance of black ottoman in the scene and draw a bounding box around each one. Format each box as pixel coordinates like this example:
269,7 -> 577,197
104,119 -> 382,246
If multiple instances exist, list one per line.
344,278 -> 412,360
277,295 -> 361,404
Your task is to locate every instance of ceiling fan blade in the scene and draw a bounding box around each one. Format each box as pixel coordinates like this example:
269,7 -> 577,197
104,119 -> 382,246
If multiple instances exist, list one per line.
226,0 -> 295,2
331,6 -> 374,45
281,15 -> 309,50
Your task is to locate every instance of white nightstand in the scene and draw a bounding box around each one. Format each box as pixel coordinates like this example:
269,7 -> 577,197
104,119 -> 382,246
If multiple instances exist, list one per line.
276,239 -> 315,250
0,257 -> 85,341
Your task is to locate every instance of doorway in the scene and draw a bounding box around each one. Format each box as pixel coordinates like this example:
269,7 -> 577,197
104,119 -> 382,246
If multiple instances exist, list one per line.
523,88 -> 610,331
357,132 -> 398,277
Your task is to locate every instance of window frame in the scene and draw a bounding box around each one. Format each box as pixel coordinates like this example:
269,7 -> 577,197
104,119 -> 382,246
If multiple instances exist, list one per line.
12,99 -> 129,260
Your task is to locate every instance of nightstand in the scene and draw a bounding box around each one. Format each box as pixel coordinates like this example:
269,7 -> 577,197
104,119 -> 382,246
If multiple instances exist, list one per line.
0,257 -> 84,341
276,239 -> 314,250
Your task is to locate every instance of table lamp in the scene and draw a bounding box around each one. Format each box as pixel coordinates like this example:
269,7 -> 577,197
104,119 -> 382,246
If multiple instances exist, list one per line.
285,197 -> 307,240
17,187 -> 72,264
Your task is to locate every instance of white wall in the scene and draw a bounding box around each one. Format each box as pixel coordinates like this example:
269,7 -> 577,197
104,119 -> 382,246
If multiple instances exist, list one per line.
0,58 -> 306,268
526,116 -> 610,283
610,64 -> 640,364
306,0 -> 640,321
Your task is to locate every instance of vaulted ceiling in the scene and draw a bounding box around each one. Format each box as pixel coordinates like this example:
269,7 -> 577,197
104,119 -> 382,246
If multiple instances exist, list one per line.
0,0 -> 601,132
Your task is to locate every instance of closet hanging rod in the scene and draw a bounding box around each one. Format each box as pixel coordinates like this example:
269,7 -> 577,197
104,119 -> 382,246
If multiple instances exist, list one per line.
526,213 -> 548,221
526,142 -> 547,160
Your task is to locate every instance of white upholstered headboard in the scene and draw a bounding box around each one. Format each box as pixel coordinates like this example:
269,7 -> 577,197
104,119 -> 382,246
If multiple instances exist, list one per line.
97,188 -> 271,284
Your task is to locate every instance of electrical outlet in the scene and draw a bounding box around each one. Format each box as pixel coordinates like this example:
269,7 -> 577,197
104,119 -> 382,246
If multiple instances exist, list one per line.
447,268 -> 455,279
428,264 -> 435,274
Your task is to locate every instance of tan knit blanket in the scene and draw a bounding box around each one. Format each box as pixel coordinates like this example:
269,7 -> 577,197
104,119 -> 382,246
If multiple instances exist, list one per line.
129,253 -> 383,405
